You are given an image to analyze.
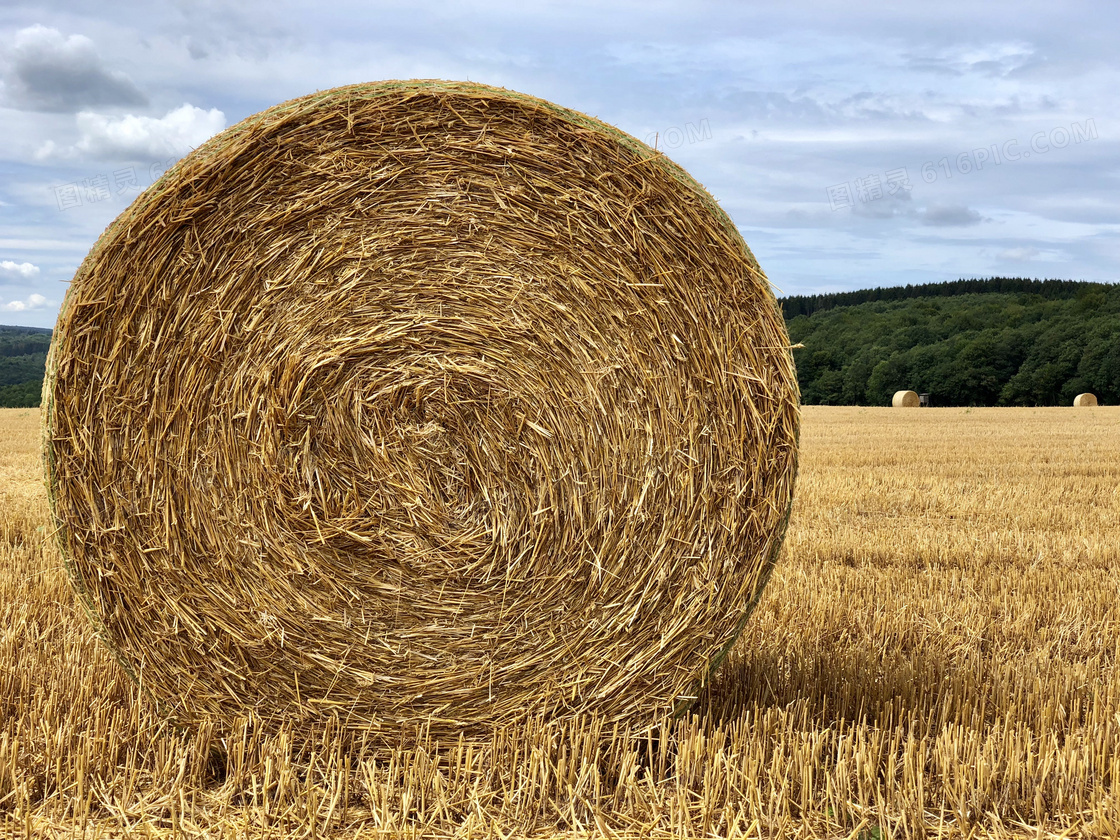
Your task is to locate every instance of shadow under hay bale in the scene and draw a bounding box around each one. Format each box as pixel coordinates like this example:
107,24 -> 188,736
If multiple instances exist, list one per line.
42,79 -> 800,743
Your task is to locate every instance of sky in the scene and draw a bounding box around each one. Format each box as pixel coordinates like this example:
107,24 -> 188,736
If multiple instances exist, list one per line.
0,0 -> 1116,329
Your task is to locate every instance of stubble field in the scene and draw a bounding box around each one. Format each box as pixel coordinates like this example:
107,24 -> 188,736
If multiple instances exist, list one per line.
2,405 -> 1118,838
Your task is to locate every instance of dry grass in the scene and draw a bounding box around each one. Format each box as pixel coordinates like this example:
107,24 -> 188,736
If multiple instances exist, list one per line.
4,405 -> 1120,838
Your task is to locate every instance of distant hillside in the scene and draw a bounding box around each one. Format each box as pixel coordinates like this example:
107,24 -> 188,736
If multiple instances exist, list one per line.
783,279 -> 1120,407
4,277 -> 1119,411
0,326 -> 51,408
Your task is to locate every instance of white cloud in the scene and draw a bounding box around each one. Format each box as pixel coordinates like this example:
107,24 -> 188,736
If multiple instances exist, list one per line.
2,25 -> 147,112
36,103 -> 227,160
32,139 -> 62,161
2,293 -> 48,312
999,246 -> 1040,260
0,260 -> 40,279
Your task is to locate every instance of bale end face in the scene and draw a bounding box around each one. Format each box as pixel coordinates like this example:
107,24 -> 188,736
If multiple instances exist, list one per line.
44,79 -> 800,742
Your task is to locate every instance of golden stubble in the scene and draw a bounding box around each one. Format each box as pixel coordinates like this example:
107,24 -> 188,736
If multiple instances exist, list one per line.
3,405 -> 1119,838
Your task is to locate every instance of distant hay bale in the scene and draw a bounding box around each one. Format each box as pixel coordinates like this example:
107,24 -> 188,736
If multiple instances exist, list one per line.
42,80 -> 800,741
892,390 -> 921,408
1074,393 -> 1098,407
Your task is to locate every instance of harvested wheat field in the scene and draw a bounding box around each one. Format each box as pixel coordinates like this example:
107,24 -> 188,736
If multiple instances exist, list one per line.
3,405 -> 1120,838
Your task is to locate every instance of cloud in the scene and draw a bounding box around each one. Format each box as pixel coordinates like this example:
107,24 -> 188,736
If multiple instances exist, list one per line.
2,25 -> 147,112
999,246 -> 1040,260
852,189 -> 914,220
37,104 -> 227,160
2,293 -> 48,312
919,204 -> 984,227
718,90 -> 829,123
903,42 -> 1036,79
0,260 -> 40,279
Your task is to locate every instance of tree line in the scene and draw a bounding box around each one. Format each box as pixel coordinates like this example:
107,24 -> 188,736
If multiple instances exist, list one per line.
784,281 -> 1119,406
781,277 -> 1104,319
0,327 -> 51,408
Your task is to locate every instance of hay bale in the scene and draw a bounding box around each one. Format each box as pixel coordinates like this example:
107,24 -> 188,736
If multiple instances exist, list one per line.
43,80 -> 800,740
1074,393 -> 1099,407
892,390 -> 920,408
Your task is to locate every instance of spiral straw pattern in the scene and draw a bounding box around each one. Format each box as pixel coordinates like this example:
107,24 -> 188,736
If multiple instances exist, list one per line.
44,80 -> 799,741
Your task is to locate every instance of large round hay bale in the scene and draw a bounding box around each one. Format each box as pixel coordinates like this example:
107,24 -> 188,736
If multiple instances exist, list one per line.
43,80 -> 800,740
1074,393 -> 1098,407
892,390 -> 920,408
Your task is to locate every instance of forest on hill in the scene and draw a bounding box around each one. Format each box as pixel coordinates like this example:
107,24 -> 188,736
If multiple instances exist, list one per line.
2,277 -> 1118,408
0,326 -> 51,408
784,278 -> 1120,406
